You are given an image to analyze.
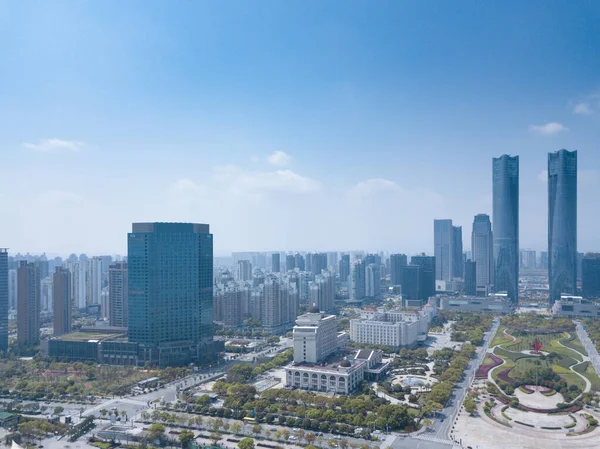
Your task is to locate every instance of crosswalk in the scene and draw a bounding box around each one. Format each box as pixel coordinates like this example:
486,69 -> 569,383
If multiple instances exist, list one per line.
414,434 -> 455,446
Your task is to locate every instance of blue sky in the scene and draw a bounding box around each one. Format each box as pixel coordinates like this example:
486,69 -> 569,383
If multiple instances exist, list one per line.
1,1 -> 599,255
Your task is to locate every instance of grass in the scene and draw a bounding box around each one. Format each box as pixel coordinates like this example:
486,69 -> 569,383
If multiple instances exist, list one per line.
490,326 -> 512,348
482,354 -> 494,366
560,334 -> 587,356
573,361 -> 600,391
491,360 -> 515,382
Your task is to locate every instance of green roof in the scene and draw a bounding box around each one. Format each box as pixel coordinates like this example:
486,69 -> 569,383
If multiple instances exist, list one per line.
56,332 -> 123,342
0,412 -> 17,419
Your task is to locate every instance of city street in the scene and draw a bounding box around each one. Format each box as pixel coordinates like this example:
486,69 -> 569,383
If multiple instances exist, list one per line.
575,320 -> 600,375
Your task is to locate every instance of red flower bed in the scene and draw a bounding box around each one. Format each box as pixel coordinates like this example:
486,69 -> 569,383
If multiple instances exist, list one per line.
475,353 -> 503,378
496,366 -> 515,383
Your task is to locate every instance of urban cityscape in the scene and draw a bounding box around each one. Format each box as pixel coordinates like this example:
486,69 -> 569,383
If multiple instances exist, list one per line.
2,3 -> 600,449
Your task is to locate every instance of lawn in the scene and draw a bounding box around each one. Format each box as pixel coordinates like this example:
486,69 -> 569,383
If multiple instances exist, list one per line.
490,326 -> 512,348
559,334 -> 587,356
573,361 -> 600,391
482,354 -> 494,366
510,355 -> 576,379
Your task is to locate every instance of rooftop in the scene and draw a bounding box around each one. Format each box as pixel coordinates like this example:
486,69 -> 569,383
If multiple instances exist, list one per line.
290,353 -> 366,373
55,331 -> 125,342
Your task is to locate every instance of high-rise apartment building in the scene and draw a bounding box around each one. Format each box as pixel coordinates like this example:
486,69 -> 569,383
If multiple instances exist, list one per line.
53,267 -> 72,336
349,260 -> 365,300
271,253 -> 281,273
493,154 -> 519,303
128,222 -> 214,366
548,150 -> 577,303
582,254 -> 600,299
109,262 -> 128,327
434,219 -> 454,281
365,264 -> 381,298
17,261 -> 40,347
311,253 -> 328,275
339,254 -> 350,285
8,269 -> 17,310
87,256 -> 103,306
390,254 -> 407,286
472,214 -> 494,294
286,255 -> 295,271
262,275 -> 298,331
453,226 -> 463,278
237,260 -> 252,281
295,253 -> 305,271
0,249 -> 8,352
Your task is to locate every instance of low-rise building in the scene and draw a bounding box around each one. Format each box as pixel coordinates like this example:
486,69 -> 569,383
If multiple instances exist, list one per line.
551,296 -> 600,318
349,304 -> 436,348
437,294 -> 513,314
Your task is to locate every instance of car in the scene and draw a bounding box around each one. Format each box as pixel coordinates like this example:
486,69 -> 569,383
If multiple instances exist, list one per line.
293,428 -> 300,432
270,428 -> 277,432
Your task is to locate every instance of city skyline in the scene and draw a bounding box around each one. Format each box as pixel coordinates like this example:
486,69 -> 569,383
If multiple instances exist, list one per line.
1,2 -> 600,255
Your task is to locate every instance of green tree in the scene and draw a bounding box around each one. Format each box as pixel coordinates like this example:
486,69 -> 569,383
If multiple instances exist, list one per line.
210,432 -> 222,446
179,430 -> 195,448
53,406 -> 64,415
231,421 -> 242,434
238,437 -> 255,449
463,398 -> 477,415
252,424 -> 262,436
148,423 -> 166,440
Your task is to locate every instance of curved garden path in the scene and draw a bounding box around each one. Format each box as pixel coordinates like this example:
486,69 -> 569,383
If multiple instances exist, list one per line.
556,332 -> 592,394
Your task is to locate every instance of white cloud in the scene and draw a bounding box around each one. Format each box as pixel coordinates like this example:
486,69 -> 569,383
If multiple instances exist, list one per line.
348,178 -> 400,200
23,138 -> 84,152
573,103 -> 593,115
267,150 -> 293,167
213,165 -> 320,196
528,122 -> 568,135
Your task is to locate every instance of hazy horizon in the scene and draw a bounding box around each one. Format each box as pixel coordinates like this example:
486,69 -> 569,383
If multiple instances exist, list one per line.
2,2 -> 599,256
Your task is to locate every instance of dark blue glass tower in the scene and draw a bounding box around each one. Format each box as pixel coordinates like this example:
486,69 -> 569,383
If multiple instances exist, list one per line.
128,222 -> 214,366
493,154 -> 519,304
548,150 -> 577,304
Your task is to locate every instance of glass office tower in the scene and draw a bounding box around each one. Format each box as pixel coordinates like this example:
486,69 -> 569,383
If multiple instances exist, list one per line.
128,222 -> 214,366
493,154 -> 519,304
548,150 -> 577,304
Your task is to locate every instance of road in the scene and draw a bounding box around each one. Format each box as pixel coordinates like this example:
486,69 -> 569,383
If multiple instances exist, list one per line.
575,320 -> 600,375
428,318 -> 499,442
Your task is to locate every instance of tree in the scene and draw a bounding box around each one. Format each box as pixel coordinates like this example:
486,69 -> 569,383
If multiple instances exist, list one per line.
210,432 -> 222,446
179,430 -> 195,448
148,423 -> 166,441
53,406 -> 64,415
231,422 -> 242,435
328,439 -> 338,448
100,408 -> 108,417
463,398 -> 477,415
252,424 -> 262,437
238,437 -> 255,449
305,432 -> 316,445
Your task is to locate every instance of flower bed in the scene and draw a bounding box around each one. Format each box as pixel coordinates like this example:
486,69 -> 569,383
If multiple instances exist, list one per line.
497,367 -> 515,383
476,353 -> 504,378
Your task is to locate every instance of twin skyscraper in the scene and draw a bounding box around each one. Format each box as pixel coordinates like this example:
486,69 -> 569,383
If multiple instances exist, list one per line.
436,149 -> 577,306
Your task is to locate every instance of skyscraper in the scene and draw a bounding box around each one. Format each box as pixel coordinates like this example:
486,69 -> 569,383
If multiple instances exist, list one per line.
338,254 -> 350,285
237,260 -> 252,281
434,219 -> 454,281
452,226 -> 463,279
493,154 -> 519,303
548,150 -> 577,303
349,260 -> 365,300
582,254 -> 600,299
311,253 -> 328,275
390,254 -> 407,286
471,214 -> 494,294
128,222 -> 214,366
109,262 -> 128,327
53,267 -> 72,336
365,264 -> 381,298
271,253 -> 281,273
410,255 -> 436,301
17,261 -> 40,347
286,255 -> 296,271
0,249 -> 8,352
464,259 -> 477,296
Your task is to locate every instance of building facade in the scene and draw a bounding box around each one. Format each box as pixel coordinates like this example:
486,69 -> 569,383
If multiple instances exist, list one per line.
493,154 -> 519,304
0,249 -> 7,352
390,254 -> 407,286
434,219 -> 454,281
271,253 -> 280,273
453,226 -> 463,279
53,267 -> 72,336
128,222 -> 214,367
548,149 -> 578,304
17,261 -> 40,347
582,254 -> 600,299
109,262 -> 129,328
471,214 -> 494,294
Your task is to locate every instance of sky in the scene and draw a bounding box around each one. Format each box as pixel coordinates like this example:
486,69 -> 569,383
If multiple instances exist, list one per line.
1,1 -> 599,257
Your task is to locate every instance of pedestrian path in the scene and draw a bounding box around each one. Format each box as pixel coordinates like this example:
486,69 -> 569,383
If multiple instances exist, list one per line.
413,434 -> 454,446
